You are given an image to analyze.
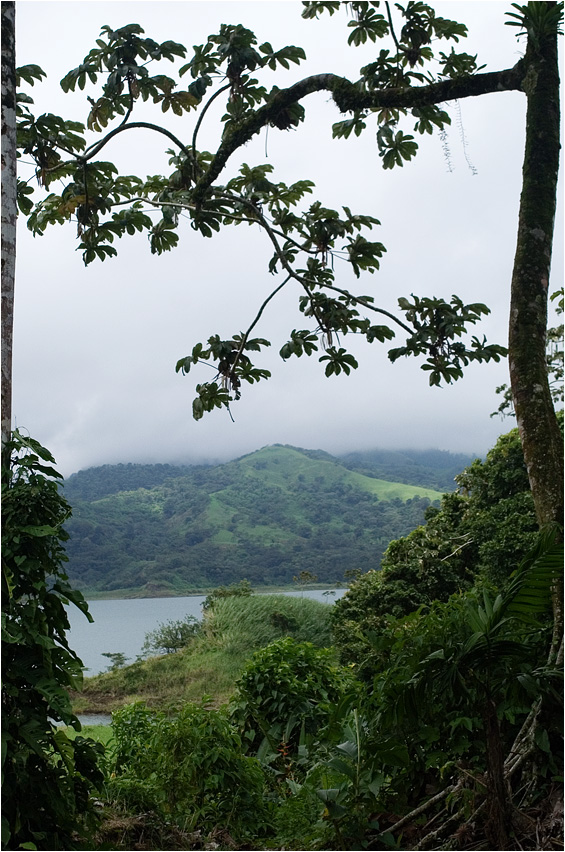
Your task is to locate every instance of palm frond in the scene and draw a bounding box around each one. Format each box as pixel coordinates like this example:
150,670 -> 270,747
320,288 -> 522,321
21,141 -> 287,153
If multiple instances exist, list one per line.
504,524 -> 563,622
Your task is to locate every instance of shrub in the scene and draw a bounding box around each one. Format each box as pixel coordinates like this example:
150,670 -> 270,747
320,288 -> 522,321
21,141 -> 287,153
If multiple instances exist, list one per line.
2,432 -> 104,850
141,613 -> 200,655
230,637 -> 354,754
107,700 -> 273,842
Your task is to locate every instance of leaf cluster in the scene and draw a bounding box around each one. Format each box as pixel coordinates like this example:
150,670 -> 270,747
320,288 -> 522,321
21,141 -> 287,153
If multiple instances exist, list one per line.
230,637 -> 354,753
175,333 -> 271,419
505,2 -> 564,47
321,3 -> 476,150
61,24 -> 190,124
390,294 -> 507,385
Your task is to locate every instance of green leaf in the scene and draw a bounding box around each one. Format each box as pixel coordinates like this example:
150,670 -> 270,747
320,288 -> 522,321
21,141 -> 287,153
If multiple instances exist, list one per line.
534,727 -> 551,754
16,64 -> 46,87
20,524 -> 59,537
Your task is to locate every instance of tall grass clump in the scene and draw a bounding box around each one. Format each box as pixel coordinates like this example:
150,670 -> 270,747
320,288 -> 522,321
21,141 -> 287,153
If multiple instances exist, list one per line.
203,594 -> 333,653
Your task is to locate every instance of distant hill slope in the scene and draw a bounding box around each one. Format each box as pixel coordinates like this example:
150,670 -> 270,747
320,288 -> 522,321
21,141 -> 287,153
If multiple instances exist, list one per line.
338,447 -> 477,492
62,445 -> 448,597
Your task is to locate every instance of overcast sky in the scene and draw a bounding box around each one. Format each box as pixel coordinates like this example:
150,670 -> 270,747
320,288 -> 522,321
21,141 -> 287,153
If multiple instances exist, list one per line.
12,1 -> 563,477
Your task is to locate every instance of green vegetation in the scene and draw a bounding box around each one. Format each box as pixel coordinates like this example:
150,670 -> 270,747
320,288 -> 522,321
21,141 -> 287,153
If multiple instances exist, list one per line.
82,525 -> 562,851
331,425 -> 544,664
141,613 -> 200,656
339,446 -> 477,492
5,427 -> 563,850
230,637 -> 354,751
77,593 -> 334,712
67,423 -> 562,851
1,432 -> 104,850
63,444 -> 443,596
4,1 -> 563,848
65,724 -> 114,748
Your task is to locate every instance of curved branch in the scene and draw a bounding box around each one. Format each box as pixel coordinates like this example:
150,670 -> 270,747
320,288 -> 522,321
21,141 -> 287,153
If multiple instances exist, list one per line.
192,83 -> 231,166
384,1 -> 401,55
213,191 -> 328,329
82,121 -> 192,162
192,63 -> 524,206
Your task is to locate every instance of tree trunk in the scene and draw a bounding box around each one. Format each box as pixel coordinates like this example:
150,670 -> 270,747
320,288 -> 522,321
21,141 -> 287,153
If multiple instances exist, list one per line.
1,1 -> 16,448
509,26 -> 563,532
483,697 -> 511,850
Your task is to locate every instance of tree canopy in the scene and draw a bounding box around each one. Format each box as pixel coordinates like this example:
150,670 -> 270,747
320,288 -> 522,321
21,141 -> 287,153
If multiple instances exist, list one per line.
11,2 -> 562,534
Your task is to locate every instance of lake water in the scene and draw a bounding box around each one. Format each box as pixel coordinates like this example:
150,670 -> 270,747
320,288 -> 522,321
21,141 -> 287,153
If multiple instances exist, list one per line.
67,589 -> 346,677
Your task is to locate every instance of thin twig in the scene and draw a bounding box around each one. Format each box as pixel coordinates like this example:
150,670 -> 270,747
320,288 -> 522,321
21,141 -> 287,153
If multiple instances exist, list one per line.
319,281 -> 415,335
384,1 -> 401,54
230,275 -> 292,374
440,535 -> 473,561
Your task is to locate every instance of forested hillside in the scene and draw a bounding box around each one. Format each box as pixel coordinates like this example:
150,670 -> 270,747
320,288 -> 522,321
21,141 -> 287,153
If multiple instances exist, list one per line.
62,444 -> 444,596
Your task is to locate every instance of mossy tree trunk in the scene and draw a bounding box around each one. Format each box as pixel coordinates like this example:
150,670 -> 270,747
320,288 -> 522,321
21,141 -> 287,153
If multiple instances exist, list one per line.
509,28 -> 562,532
508,24 -> 563,643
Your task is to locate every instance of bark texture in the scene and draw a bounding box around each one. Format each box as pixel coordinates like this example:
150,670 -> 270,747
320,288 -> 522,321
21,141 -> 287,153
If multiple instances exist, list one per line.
1,1 -> 16,447
509,28 -> 563,530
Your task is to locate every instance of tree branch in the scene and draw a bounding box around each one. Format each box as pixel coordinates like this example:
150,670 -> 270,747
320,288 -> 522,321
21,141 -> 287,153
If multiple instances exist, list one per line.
192,63 -> 525,206
318,281 -> 414,335
381,782 -> 459,839
229,275 -> 292,377
114,190 -> 416,338
81,121 -> 192,162
192,83 -> 231,169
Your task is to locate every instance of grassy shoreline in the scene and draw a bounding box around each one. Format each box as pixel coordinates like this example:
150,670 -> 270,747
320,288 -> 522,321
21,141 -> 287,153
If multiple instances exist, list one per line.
73,593 -> 337,714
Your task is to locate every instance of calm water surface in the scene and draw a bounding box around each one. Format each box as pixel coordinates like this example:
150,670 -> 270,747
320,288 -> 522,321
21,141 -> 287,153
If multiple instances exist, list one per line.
67,589 -> 345,677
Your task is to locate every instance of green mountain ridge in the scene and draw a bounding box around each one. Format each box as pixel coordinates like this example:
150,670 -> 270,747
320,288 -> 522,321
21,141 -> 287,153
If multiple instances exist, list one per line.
63,444 -> 452,597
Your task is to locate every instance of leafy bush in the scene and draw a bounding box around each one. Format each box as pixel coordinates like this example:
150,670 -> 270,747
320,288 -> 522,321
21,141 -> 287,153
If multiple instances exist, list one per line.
107,700 -> 273,841
111,702 -> 163,776
2,432 -> 104,850
230,638 -> 354,754
141,613 -> 201,655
